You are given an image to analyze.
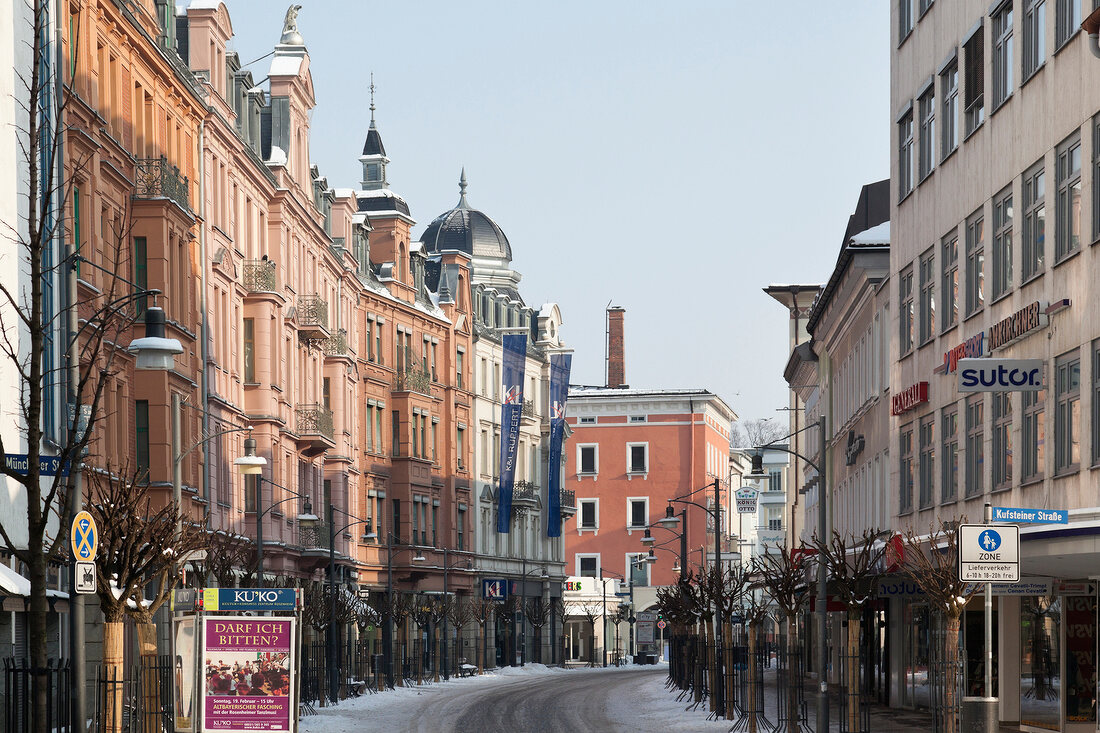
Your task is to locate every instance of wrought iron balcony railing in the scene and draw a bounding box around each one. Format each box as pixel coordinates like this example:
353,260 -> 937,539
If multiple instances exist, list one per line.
322,328 -> 349,356
297,295 -> 329,332
134,157 -> 189,209
522,400 -> 537,418
295,403 -> 334,441
560,489 -> 576,509
513,480 -> 539,503
298,522 -> 328,550
392,367 -> 431,395
243,259 -> 278,292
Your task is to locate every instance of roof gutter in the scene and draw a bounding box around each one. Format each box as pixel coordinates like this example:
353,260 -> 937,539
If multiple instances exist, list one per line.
1084,7 -> 1100,59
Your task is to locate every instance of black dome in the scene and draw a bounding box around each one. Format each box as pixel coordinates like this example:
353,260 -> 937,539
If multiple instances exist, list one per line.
419,170 -> 511,260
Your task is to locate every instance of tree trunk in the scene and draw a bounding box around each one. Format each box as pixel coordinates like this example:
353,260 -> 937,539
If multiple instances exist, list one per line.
477,623 -> 485,674
702,619 -> 713,708
787,613 -> 801,733
27,549 -> 48,733
847,610 -> 861,733
433,624 -> 440,683
748,623 -> 758,733
944,614 -> 960,733
103,622 -> 125,733
725,621 -> 735,720
395,620 -> 405,687
137,624 -> 160,733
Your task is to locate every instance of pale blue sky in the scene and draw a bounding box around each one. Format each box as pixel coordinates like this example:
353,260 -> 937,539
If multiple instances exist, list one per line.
221,0 -> 890,423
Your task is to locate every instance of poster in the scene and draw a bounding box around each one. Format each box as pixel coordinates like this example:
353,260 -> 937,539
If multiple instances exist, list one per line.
174,616 -> 196,732
202,616 -> 295,733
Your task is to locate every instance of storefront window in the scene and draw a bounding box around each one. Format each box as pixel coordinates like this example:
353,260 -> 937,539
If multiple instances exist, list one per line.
963,607 -> 998,696
1020,596 -> 1062,731
1064,595 -> 1096,724
903,603 -> 932,708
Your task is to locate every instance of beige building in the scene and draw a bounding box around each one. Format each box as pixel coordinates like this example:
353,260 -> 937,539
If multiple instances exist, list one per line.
891,2 -> 1100,729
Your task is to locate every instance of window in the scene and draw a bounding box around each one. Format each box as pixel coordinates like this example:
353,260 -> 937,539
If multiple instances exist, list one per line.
965,210 -> 985,315
941,60 -> 959,157
392,498 -> 401,543
1023,388 -> 1045,480
942,405 -> 959,502
1055,350 -> 1081,473
375,407 -> 384,454
1056,133 -> 1082,261
992,3 -> 1014,108
627,443 -> 648,474
431,502 -> 438,546
1094,119 -> 1100,240
919,88 -> 936,180
919,415 -> 935,509
965,395 -> 985,497
1022,162 -> 1046,281
243,317 -> 255,383
578,556 -> 598,577
134,236 -> 147,315
456,350 -> 464,389
899,0 -> 914,41
136,400 -> 149,481
899,265 -> 914,354
919,248 -> 935,343
457,504 -> 466,551
365,319 -> 374,362
942,232 -> 959,330
628,498 -> 648,528
579,416 -> 596,424
964,25 -> 985,134
391,410 -> 400,456
992,187 -> 1013,299
629,415 -> 647,423
456,425 -> 465,469
1024,0 -> 1047,80
992,392 -> 1013,489
431,419 -> 438,462
1056,0 -> 1081,48
375,323 -> 383,365
578,444 -> 598,474
899,108 -> 915,199
919,0 -> 934,15
900,424 -> 914,514
579,499 -> 598,529
768,470 -> 783,492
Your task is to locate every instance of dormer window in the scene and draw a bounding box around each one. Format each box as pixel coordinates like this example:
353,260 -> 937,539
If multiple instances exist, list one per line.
366,163 -> 381,181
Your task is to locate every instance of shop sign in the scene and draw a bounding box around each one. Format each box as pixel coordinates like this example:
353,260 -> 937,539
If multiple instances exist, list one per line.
964,580 -> 1053,596
991,506 -> 1067,524
1055,582 -> 1097,596
877,579 -> 924,597
735,487 -> 759,514
202,617 -> 294,733
482,578 -> 508,600
940,332 -> 986,374
758,531 -> 785,547
987,301 -> 1047,351
202,588 -> 298,612
563,581 -> 583,592
891,382 -> 928,415
958,524 -> 1020,583
844,431 -> 865,466
958,358 -> 1044,392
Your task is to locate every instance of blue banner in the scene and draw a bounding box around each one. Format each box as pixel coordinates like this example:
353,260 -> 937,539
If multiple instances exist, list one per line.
546,353 -> 572,537
496,334 -> 527,533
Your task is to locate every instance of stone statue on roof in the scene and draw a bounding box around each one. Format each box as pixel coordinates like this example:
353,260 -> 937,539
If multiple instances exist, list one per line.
282,5 -> 302,33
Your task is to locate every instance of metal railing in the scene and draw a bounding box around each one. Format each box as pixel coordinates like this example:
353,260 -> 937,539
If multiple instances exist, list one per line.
297,295 -> 329,332
3,658 -> 71,733
522,400 -> 536,418
560,488 -> 576,509
392,368 -> 431,395
134,157 -> 190,209
299,522 -> 328,550
243,259 -> 278,292
296,403 -> 335,441
513,481 -> 539,503
322,328 -> 349,356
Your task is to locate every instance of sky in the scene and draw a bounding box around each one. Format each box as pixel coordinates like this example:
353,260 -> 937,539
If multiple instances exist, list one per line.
218,0 -> 891,424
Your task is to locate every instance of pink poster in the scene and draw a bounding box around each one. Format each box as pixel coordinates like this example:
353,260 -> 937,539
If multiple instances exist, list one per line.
202,617 -> 294,733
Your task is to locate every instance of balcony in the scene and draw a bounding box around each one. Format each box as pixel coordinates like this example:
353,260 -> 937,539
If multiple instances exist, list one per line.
322,328 -> 349,358
296,295 -> 329,340
512,480 -> 540,515
392,367 -> 431,395
243,259 -> 278,293
295,403 -> 335,456
134,157 -> 190,210
560,489 -> 577,518
521,399 -> 537,423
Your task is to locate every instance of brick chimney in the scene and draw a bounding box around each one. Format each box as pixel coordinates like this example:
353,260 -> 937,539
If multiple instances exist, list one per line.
607,306 -> 626,388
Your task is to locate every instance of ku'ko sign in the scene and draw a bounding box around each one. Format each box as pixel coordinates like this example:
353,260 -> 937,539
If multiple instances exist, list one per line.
202,617 -> 295,733
958,524 -> 1020,583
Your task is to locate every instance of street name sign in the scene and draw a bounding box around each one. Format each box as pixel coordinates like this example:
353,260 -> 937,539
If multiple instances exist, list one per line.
75,561 -> 96,594
71,510 -> 97,561
958,524 -> 1019,582
991,506 -> 1067,524
4,453 -> 69,476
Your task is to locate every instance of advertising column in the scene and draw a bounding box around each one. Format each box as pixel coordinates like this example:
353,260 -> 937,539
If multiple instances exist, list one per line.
202,617 -> 296,732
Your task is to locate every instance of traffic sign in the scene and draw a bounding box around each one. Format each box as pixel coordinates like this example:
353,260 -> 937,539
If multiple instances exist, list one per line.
656,620 -> 667,630
75,561 -> 96,594
958,524 -> 1019,582
3,454 -> 69,476
991,506 -> 1067,524
71,510 -> 97,561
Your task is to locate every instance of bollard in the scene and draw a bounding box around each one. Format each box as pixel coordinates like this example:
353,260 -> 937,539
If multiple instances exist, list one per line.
960,697 -> 998,733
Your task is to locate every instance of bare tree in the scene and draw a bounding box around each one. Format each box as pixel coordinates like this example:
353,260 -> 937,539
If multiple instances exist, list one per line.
193,531 -> 256,588
525,597 -> 552,664
812,528 -> 887,732
902,521 -> 978,733
446,598 -> 475,673
756,544 -> 810,732
470,598 -> 496,674
740,560 -> 775,733
731,418 -> 787,448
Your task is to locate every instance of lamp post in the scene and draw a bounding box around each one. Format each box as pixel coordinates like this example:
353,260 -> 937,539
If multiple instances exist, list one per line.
373,529 -> 426,688
747,415 -> 828,732
645,507 -> 688,581
320,505 -> 371,703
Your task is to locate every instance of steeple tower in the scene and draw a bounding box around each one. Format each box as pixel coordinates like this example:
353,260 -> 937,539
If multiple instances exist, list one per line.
360,74 -> 389,191
457,168 -> 470,209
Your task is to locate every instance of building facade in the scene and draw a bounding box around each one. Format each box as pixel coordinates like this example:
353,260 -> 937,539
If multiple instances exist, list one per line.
891,2 -> 1100,729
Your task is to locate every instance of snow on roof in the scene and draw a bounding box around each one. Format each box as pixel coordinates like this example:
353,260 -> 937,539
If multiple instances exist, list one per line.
182,0 -> 223,14
357,188 -> 404,199
0,562 -> 31,596
849,221 -> 890,246
267,145 -> 287,166
269,55 -> 303,78
330,188 -> 356,199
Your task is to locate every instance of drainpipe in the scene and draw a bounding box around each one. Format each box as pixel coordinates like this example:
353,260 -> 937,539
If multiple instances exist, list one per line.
1084,7 -> 1100,58
198,118 -> 210,506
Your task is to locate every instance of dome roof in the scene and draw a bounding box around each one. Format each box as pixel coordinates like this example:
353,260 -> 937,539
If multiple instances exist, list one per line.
420,170 -> 511,260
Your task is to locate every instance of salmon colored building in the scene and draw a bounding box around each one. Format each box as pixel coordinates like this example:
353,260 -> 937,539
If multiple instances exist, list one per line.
562,309 -> 736,658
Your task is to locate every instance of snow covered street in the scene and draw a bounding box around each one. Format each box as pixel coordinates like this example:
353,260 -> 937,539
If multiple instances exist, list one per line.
299,663 -> 734,733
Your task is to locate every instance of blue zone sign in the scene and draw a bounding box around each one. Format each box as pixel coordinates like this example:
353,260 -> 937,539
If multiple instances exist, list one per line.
481,578 -> 508,600
958,524 -> 1020,583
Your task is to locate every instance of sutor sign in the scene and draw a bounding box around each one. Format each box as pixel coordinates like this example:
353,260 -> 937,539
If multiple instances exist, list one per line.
958,358 -> 1044,392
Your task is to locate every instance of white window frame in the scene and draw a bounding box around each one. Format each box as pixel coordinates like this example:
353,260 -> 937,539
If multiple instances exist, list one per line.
576,553 -> 600,577
577,498 -> 599,533
626,442 -> 649,479
626,496 -> 649,532
577,443 -> 599,478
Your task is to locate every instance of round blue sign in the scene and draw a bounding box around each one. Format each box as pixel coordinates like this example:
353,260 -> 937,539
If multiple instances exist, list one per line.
978,529 -> 1002,552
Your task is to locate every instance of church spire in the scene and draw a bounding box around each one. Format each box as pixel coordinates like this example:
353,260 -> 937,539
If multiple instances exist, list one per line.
369,72 -> 376,129
360,73 -> 389,191
457,168 -> 469,209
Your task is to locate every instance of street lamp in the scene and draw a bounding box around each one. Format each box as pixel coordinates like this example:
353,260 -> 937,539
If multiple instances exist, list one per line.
368,526 -> 426,688
324,505 -> 371,703
644,506 -> 689,581
746,415 -> 828,731
603,551 -> 655,659
516,561 -> 549,666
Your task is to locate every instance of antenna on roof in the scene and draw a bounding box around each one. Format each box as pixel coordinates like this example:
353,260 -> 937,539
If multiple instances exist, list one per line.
369,72 -> 376,127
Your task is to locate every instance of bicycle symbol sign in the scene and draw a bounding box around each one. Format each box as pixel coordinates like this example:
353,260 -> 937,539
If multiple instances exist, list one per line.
71,510 -> 98,561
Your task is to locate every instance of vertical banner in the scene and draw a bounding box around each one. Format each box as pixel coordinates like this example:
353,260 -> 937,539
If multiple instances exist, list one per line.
546,353 -> 572,537
173,616 -> 197,733
202,617 -> 295,733
496,333 -> 527,533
